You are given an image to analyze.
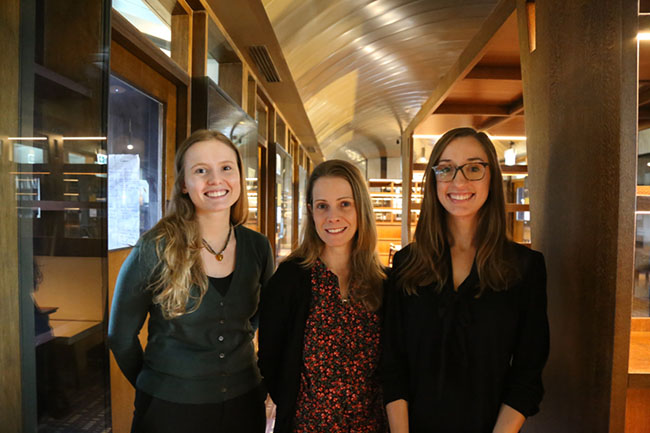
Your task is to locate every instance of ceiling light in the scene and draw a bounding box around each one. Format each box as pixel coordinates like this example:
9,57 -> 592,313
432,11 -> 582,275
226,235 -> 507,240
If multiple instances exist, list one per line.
638,33 -> 650,41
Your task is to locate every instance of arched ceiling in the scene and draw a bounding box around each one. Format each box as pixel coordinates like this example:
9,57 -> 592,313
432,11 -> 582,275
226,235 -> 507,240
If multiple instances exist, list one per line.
262,0 -> 502,160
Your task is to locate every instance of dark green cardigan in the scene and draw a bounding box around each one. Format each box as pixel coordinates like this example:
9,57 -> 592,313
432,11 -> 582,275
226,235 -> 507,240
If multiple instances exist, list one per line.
108,225 -> 274,404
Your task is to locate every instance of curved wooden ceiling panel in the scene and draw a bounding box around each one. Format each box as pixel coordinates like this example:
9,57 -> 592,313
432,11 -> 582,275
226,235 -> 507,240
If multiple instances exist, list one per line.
263,0 -> 501,159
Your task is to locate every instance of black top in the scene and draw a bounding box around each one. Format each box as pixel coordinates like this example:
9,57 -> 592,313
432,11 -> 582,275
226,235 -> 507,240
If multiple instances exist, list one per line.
108,225 -> 274,404
258,258 -> 313,433
208,273 -> 233,297
382,242 -> 549,433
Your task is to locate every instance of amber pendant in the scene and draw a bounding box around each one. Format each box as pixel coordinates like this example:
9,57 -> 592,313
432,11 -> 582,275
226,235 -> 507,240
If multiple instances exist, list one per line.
216,253 -> 224,261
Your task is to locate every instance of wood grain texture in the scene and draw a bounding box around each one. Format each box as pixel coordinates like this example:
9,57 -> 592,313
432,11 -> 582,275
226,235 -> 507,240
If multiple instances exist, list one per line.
108,248 -> 139,433
0,0 -> 23,430
625,388 -> 650,433
109,38 -> 178,431
516,0 -> 637,432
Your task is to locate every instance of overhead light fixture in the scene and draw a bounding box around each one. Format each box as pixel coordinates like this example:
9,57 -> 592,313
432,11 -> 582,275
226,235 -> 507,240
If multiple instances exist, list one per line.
504,142 -> 517,166
638,32 -> 650,41
62,137 -> 107,141
8,137 -> 47,141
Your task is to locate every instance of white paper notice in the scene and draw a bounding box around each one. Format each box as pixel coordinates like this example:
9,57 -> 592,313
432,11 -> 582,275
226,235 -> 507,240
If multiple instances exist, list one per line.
108,154 -> 141,250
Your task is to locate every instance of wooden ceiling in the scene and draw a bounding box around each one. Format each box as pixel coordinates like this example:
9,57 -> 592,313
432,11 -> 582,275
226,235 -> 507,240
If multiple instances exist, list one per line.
414,9 -> 525,156
263,0 -> 506,160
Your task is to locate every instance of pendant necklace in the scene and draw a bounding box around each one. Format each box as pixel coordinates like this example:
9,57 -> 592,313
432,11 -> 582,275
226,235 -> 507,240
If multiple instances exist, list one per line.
202,224 -> 233,261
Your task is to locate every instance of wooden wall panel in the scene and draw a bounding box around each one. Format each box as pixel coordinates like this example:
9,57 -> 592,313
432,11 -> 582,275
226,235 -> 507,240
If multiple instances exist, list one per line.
0,0 -> 23,430
625,389 -> 650,433
516,0 -> 637,432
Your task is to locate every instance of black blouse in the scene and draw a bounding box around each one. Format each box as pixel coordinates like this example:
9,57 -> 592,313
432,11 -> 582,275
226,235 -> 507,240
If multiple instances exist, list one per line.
382,242 -> 549,433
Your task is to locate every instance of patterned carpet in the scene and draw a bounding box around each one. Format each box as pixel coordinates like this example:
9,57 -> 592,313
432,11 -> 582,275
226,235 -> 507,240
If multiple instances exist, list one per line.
38,344 -> 112,433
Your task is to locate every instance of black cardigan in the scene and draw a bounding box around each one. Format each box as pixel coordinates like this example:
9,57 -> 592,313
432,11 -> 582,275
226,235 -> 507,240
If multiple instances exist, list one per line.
258,258 -> 312,433
382,242 -> 549,433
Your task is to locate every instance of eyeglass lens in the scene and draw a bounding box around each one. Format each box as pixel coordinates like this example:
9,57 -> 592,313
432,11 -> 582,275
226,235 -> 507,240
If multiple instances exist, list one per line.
434,163 -> 486,181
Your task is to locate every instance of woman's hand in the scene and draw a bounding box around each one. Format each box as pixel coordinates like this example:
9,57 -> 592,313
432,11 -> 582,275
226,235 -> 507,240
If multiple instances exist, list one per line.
492,404 -> 525,433
386,399 -> 409,433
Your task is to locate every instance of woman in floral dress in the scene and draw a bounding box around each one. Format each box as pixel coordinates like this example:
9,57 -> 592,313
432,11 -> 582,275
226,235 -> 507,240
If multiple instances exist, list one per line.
258,159 -> 387,433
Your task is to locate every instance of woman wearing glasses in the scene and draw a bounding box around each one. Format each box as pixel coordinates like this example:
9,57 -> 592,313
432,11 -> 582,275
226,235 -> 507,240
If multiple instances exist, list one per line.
382,127 -> 549,433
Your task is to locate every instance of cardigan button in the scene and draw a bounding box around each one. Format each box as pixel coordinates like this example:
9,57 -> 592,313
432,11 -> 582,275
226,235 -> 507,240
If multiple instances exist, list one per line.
219,319 -> 225,325
219,301 -> 224,307
219,352 -> 225,359
218,335 -> 224,342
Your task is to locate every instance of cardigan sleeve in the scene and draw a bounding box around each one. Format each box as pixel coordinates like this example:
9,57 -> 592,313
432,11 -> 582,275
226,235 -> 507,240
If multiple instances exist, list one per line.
502,250 -> 550,417
381,248 -> 411,405
107,240 -> 156,387
250,235 -> 274,331
257,260 -> 298,401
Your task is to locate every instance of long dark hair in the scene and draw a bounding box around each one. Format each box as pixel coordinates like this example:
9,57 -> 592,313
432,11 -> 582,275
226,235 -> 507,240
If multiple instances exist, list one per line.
287,160 -> 385,311
397,127 -> 517,295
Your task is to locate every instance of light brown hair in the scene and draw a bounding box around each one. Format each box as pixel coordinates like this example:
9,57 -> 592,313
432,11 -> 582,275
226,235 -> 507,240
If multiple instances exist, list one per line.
145,130 -> 248,318
287,159 -> 385,311
397,127 -> 518,295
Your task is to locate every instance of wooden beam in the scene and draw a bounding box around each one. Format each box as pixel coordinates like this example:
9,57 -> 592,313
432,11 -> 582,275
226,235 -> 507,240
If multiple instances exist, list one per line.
465,65 -> 522,80
434,102 -> 510,116
478,96 -> 524,130
640,13 -> 650,31
111,9 -> 190,87
404,0 -> 516,136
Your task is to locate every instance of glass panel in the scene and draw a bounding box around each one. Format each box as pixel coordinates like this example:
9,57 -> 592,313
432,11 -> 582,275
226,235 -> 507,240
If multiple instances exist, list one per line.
298,165 -> 307,230
107,75 -> 163,250
205,79 -> 259,229
113,0 -> 172,56
635,129 -> 650,317
14,0 -> 111,430
635,214 -> 650,317
276,146 -> 293,259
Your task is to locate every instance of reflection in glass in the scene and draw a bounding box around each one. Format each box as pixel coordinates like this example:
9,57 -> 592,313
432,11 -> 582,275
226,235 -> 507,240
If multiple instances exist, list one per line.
18,0 -> 111,430
107,75 -> 163,250
205,79 -> 259,229
113,0 -> 172,56
276,146 -> 293,259
634,215 -> 650,317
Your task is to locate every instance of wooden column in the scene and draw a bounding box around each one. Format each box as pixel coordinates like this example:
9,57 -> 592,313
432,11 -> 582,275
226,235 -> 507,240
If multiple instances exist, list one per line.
265,105 -> 277,256
0,0 -> 23,430
516,1 -> 637,431
400,133 -> 413,246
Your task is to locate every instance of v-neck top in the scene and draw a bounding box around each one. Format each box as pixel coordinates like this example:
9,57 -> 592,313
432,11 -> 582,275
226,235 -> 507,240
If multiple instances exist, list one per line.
382,242 -> 549,433
109,225 -> 274,404
208,273 -> 234,297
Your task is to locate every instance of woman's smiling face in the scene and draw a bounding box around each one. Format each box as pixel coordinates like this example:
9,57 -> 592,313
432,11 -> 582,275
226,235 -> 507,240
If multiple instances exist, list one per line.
182,139 -> 241,217
435,136 -> 491,223
310,176 -> 358,252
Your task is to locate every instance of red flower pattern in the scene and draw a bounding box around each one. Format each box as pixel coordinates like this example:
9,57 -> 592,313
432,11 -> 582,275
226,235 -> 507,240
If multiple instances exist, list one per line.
293,260 -> 387,433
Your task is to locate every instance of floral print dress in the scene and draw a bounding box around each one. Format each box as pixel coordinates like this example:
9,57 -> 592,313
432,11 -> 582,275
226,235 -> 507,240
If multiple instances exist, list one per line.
293,260 -> 387,433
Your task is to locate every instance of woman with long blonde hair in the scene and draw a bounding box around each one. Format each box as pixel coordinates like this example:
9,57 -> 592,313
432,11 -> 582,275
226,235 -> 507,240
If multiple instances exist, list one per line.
258,159 -> 387,433
382,127 -> 549,433
109,130 -> 273,433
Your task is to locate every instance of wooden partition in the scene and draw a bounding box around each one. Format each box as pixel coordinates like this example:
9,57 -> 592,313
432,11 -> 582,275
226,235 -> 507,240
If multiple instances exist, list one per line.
0,0 -> 23,430
516,0 -> 637,431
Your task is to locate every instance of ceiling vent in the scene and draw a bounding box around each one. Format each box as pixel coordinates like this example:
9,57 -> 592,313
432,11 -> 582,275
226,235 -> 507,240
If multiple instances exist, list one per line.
306,146 -> 317,153
249,46 -> 281,83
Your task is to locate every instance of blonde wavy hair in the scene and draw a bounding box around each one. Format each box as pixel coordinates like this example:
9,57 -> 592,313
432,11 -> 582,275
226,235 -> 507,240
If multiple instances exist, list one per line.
287,159 -> 385,312
144,130 -> 248,319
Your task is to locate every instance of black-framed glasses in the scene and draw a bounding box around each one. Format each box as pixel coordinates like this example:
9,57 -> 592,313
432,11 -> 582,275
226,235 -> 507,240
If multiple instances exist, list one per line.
432,162 -> 489,182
